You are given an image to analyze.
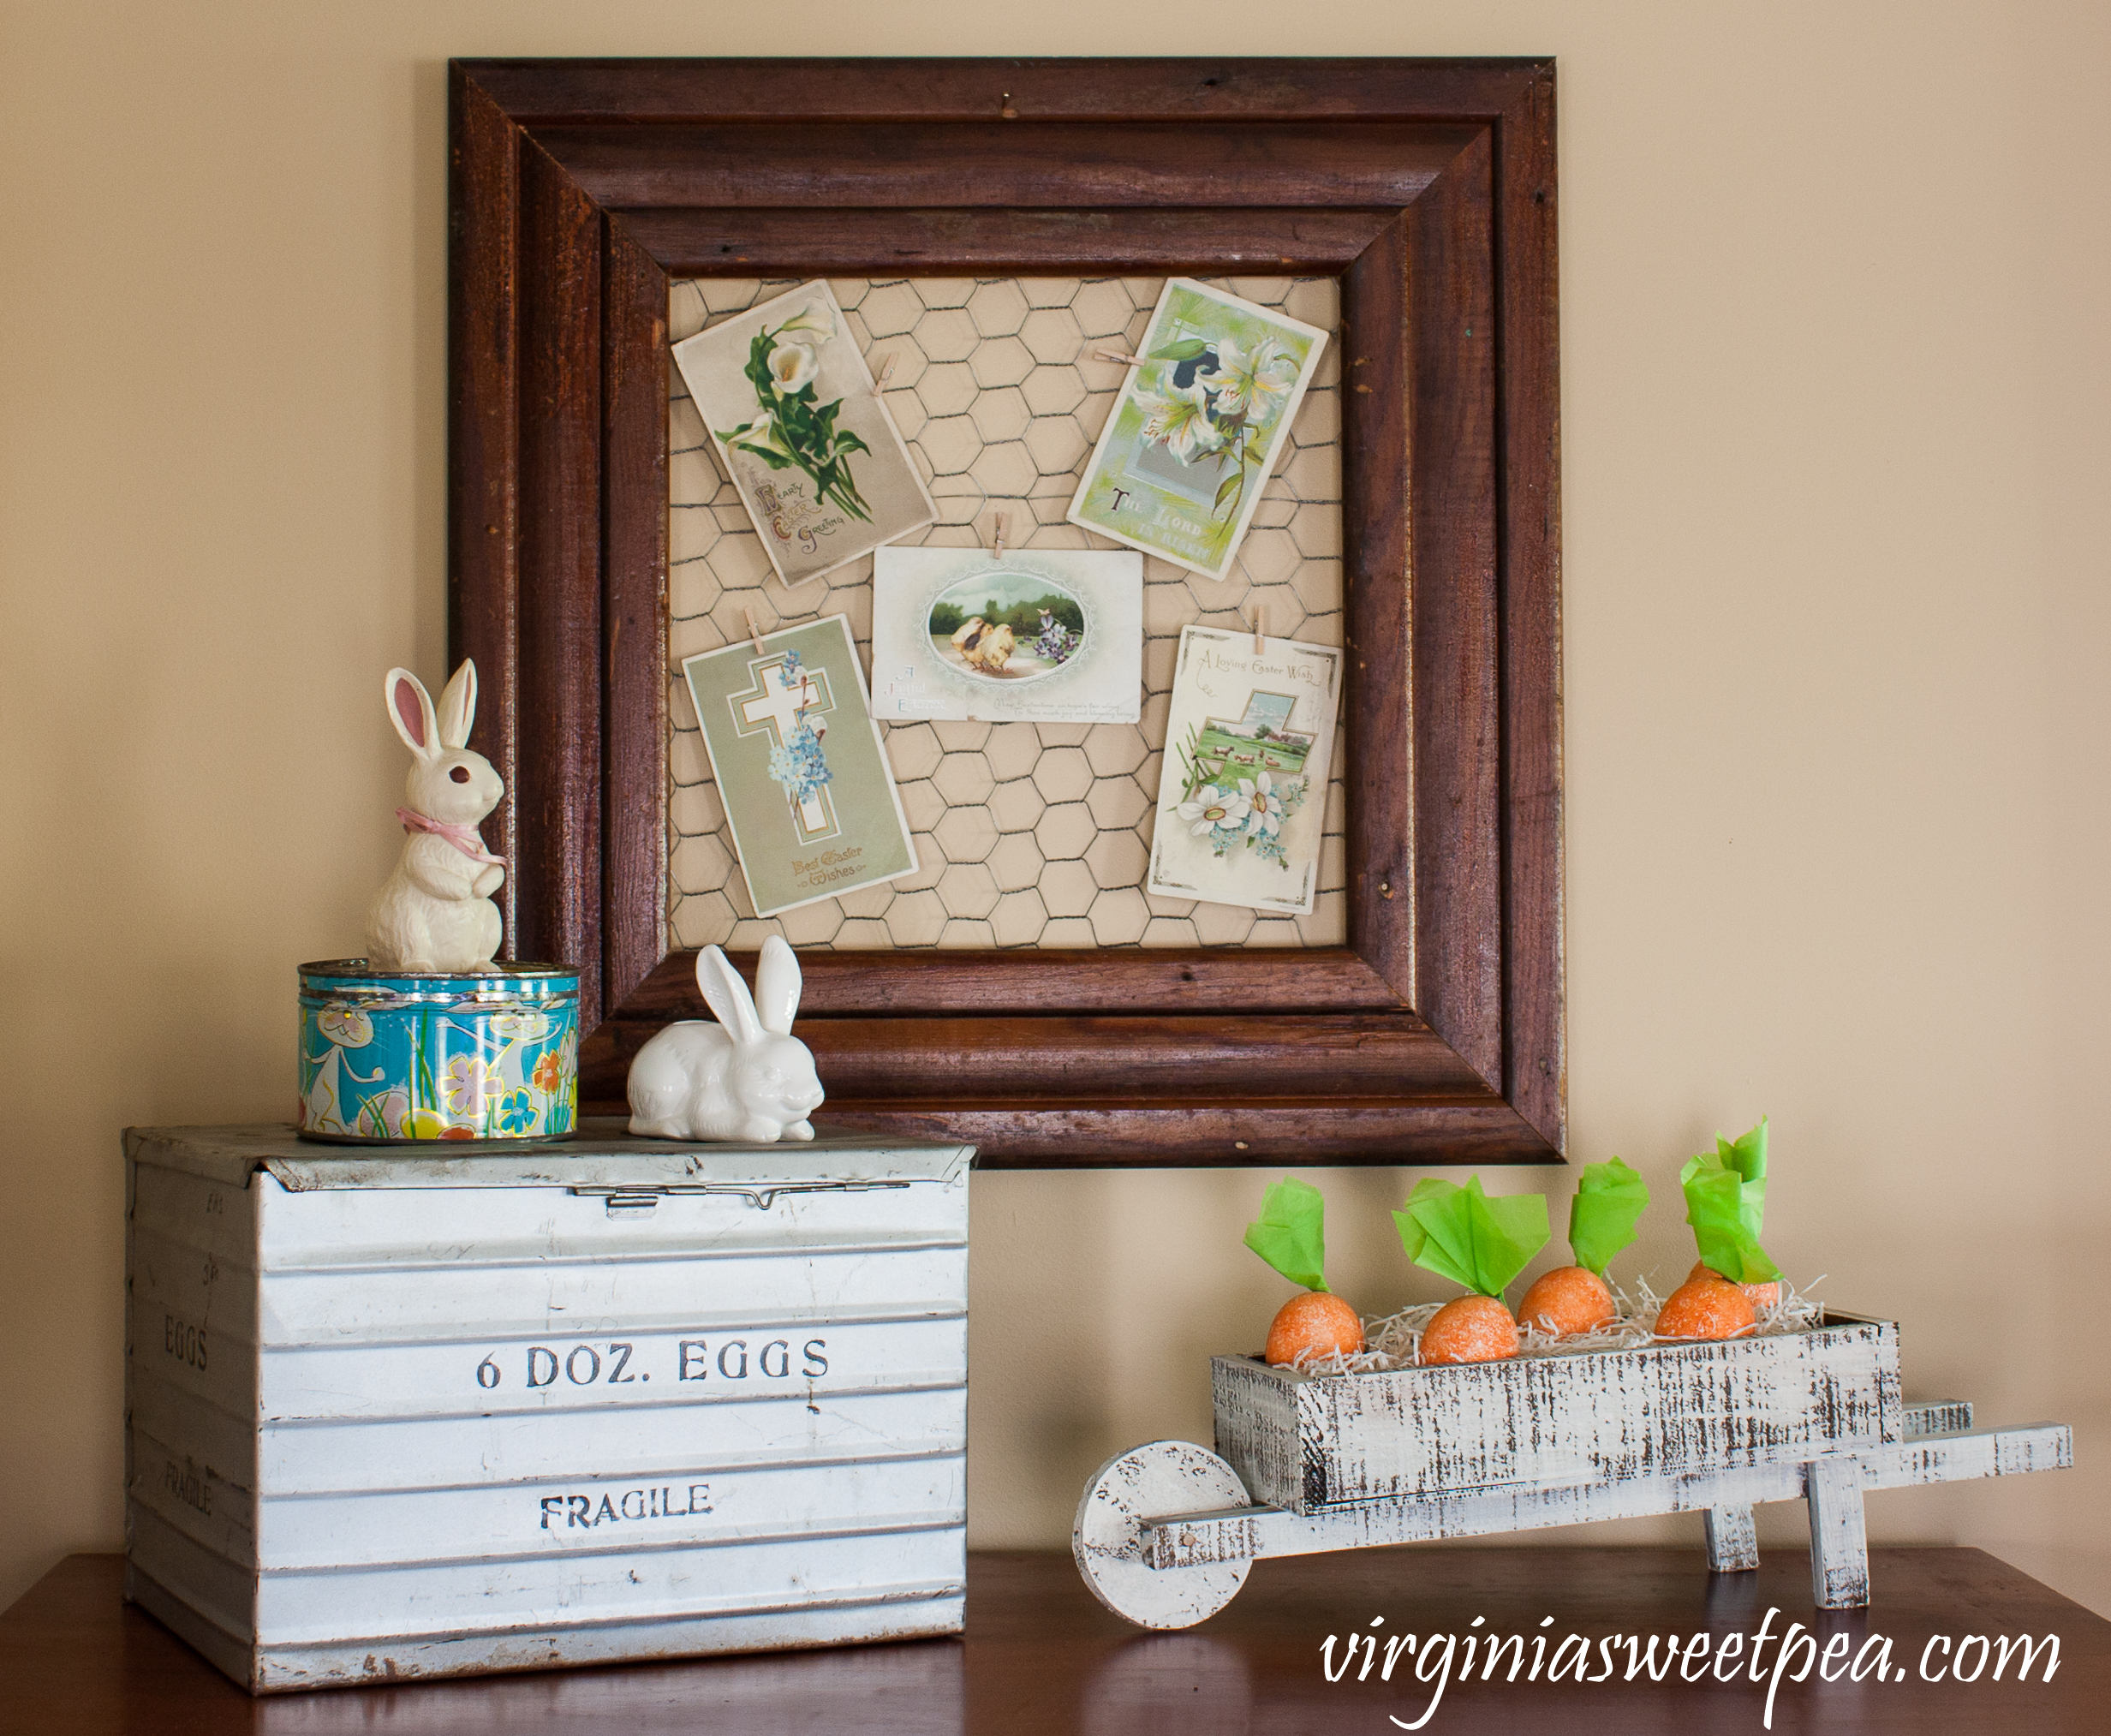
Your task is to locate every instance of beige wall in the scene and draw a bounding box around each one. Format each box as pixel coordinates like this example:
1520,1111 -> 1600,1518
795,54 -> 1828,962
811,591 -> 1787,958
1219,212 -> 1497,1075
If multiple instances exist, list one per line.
3,0 -> 2105,1620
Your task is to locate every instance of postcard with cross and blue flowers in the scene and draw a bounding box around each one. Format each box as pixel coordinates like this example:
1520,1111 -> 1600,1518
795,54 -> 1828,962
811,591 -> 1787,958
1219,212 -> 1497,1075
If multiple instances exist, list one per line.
682,615 -> 918,918
1148,624 -> 1342,916
1067,278 -> 1328,581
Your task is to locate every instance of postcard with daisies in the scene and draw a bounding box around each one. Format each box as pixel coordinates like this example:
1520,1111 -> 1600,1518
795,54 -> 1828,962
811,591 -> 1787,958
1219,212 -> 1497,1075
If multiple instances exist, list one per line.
1066,278 -> 1328,582
1147,625 -> 1341,916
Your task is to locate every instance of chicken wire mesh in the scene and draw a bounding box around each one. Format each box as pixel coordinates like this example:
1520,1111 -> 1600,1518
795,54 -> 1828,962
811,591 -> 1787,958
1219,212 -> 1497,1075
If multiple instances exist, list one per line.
667,274 -> 1345,952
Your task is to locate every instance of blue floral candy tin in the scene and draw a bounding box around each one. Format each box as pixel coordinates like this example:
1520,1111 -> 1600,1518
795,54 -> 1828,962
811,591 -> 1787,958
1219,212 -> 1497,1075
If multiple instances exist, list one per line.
296,961 -> 579,1143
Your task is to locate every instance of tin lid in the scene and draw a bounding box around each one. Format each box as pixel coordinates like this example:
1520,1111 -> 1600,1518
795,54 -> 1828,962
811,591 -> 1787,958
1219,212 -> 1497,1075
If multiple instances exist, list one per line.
124,1120 -> 974,1190
299,958 -> 579,982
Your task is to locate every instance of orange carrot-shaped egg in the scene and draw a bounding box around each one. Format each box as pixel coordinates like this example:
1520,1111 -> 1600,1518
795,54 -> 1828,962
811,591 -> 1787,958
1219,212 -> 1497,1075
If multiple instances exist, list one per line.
1266,1291 -> 1366,1365
1517,1264 -> 1617,1337
1420,1295 -> 1522,1364
1395,1177 -> 1550,1364
1687,1260 -> 1780,1310
1517,1157 -> 1650,1337
1655,1274 -> 1758,1341
1244,1178 -> 1365,1366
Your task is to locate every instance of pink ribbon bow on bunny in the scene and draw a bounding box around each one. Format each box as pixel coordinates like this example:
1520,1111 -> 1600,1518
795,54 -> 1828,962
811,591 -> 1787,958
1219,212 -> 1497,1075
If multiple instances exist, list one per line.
396,806 -> 506,868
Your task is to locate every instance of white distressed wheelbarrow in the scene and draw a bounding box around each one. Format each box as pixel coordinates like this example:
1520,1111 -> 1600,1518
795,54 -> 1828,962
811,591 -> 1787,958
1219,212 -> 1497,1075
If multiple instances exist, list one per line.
1074,1312 -> 2072,1627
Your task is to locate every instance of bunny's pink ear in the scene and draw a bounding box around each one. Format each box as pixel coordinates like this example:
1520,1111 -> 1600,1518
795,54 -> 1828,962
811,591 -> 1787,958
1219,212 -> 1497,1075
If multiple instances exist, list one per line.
384,667 -> 439,761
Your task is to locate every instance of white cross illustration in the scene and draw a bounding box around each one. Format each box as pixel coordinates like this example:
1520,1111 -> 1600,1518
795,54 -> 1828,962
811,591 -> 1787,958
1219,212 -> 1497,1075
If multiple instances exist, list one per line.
734,659 -> 832,834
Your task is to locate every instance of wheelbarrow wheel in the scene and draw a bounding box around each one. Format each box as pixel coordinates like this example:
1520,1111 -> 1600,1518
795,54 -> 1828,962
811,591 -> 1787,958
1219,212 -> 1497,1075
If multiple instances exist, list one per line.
1072,1440 -> 1252,1629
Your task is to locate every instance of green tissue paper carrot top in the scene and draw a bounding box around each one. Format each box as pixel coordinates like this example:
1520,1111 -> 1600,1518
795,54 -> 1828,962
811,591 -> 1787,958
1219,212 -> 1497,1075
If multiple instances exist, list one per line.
1568,1156 -> 1650,1277
1394,1177 -> 1549,1298
1680,1117 -> 1781,1285
1243,1177 -> 1329,1292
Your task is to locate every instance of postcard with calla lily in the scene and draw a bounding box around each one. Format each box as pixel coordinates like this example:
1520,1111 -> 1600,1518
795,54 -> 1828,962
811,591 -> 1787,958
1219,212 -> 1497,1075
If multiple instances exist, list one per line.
1148,625 -> 1341,916
1067,279 -> 1327,581
671,281 -> 935,586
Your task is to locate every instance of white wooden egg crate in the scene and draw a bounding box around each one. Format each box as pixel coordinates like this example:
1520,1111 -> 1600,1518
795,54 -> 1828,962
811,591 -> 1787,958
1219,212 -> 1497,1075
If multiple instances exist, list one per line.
1076,1317 -> 2072,1630
124,1125 -> 971,1693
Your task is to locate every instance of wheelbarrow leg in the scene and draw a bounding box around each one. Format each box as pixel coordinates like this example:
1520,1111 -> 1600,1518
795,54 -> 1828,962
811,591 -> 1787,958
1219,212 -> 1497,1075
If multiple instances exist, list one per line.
1704,1504 -> 1758,1572
1805,1458 -> 1870,1608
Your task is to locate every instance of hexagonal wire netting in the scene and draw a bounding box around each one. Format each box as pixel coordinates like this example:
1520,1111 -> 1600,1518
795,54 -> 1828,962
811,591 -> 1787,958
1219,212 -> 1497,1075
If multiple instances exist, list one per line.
667,276 -> 1345,952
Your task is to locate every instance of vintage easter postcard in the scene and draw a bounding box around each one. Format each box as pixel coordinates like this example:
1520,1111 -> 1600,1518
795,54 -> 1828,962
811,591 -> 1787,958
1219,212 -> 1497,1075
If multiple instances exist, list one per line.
1067,279 -> 1327,582
868,546 -> 1143,723
1148,625 -> 1342,915
671,281 -> 935,587
683,615 -> 918,917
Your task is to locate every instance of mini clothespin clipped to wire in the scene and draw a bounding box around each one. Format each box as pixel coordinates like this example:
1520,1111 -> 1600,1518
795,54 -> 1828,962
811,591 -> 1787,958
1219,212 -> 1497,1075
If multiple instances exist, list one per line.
875,352 -> 898,390
1248,602 -> 1265,654
1092,344 -> 1151,368
990,510 -> 1009,560
743,607 -> 766,656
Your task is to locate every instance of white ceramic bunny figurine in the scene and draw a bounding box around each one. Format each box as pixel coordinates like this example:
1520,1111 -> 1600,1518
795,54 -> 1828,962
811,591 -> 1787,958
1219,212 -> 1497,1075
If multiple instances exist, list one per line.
627,938 -> 825,1142
365,661 -> 507,974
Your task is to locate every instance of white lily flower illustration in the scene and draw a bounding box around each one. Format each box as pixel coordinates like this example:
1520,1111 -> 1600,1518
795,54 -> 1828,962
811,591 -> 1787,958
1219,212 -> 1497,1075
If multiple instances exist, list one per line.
728,404 -> 798,463
1200,337 -> 1299,425
768,341 -> 820,394
715,290 -> 876,521
1136,378 -> 1225,463
1243,771 -> 1287,837
1177,783 -> 1253,836
774,300 -> 838,344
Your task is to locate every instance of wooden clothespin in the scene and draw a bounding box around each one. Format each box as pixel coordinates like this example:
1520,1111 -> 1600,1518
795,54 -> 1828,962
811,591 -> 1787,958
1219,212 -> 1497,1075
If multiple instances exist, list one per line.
990,511 -> 1009,559
875,352 -> 897,389
1248,603 -> 1265,654
1091,344 -> 1151,368
742,608 -> 765,655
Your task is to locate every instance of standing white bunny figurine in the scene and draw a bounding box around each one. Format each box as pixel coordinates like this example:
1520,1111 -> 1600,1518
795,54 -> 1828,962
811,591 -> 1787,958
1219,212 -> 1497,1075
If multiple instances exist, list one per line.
628,938 -> 825,1142
366,661 -> 507,974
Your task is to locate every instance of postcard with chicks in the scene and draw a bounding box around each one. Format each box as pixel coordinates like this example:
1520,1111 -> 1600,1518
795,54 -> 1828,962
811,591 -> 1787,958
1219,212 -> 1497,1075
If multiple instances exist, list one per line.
868,546 -> 1142,724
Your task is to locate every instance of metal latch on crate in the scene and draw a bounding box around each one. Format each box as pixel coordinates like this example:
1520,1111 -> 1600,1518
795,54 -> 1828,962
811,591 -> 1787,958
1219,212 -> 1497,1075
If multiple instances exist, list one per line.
569,1180 -> 912,1216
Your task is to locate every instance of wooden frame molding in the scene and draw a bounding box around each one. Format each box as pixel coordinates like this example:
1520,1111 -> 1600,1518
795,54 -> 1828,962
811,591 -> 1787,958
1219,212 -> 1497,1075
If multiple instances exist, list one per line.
449,57 -> 1564,1168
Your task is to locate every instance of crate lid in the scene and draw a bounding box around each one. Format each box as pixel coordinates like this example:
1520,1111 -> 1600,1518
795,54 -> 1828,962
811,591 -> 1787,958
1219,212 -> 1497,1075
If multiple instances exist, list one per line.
123,1119 -> 973,1190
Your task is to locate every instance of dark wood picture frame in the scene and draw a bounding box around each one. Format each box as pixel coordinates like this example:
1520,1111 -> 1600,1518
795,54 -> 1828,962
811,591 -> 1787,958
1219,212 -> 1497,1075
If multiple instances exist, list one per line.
449,57 -> 1563,1168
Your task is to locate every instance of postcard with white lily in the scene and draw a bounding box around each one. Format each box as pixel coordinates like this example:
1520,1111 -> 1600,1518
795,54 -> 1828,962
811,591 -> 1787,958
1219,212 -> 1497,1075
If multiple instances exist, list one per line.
671,280 -> 935,587
1067,278 -> 1328,581
1148,625 -> 1342,916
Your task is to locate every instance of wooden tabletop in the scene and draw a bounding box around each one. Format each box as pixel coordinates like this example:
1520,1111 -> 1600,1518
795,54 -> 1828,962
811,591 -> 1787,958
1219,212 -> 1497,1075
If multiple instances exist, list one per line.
2,1548 -> 2102,1733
